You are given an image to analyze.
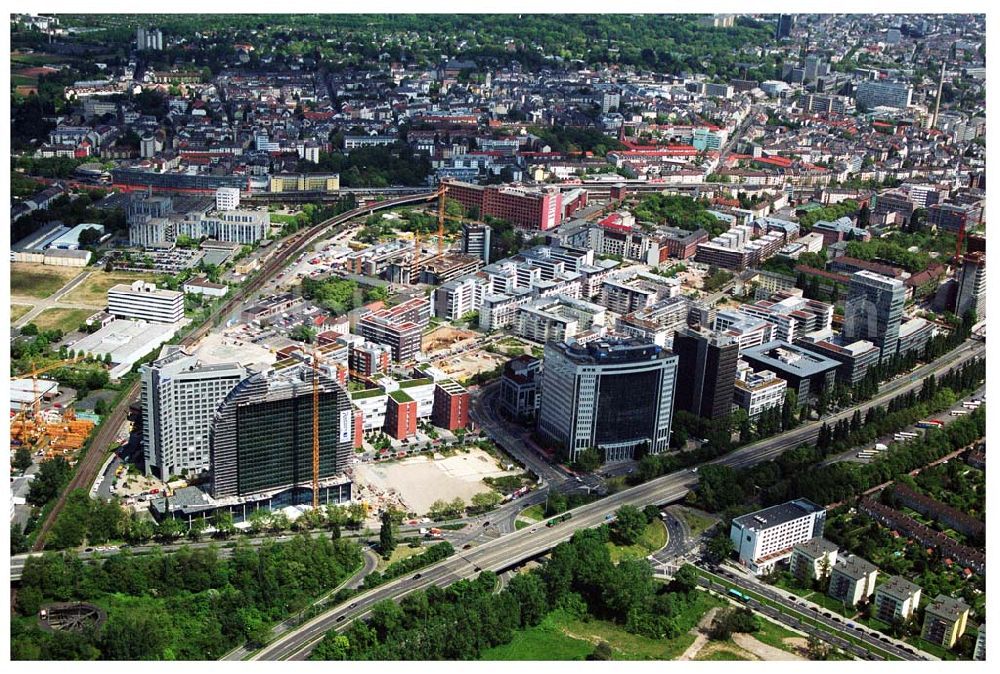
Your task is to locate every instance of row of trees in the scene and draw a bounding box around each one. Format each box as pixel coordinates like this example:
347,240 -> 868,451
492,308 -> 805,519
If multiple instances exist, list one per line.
13,535 -> 364,660
312,515 -> 715,660
692,402 -> 984,520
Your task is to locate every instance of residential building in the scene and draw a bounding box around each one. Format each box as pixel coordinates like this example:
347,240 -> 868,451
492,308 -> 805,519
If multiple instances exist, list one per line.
385,390 -> 418,440
600,271 -> 681,315
789,537 -> 839,583
357,297 -> 430,362
514,295 -> 606,344
921,595 -> 969,649
348,340 -> 392,377
828,555 -> 879,607
974,625 -> 985,661
140,348 -> 246,479
617,296 -> 691,347
433,275 -> 486,321
713,310 -> 776,353
673,327 -> 739,420
739,288 -> 833,343
740,341 -> 839,402
537,338 -> 678,463
855,80 -> 913,109
874,576 -> 922,624
209,363 -> 353,501
730,499 -> 826,575
732,362 -> 787,420
843,271 -> 906,364
108,280 -> 184,324
432,380 -> 470,431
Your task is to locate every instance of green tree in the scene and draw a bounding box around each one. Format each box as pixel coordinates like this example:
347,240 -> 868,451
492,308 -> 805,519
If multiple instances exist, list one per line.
572,447 -> 602,473
470,490 -> 502,513
213,511 -> 236,539
610,505 -> 646,546
13,446 -> 33,472
379,509 -> 396,559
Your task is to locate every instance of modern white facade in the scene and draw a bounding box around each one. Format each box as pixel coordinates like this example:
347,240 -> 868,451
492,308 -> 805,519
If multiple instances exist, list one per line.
732,362 -> 787,419
215,187 -> 241,211
108,281 -> 184,323
140,347 -> 246,478
730,499 -> 826,575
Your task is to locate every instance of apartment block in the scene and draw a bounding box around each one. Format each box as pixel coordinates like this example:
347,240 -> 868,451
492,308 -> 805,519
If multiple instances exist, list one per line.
432,380 -> 470,431
789,537 -> 839,583
874,576 -> 922,624
921,595 -> 969,649
357,297 -> 431,362
828,555 -> 879,607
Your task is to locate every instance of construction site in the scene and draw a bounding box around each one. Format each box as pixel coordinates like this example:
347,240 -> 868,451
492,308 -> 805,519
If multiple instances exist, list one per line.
10,359 -> 97,466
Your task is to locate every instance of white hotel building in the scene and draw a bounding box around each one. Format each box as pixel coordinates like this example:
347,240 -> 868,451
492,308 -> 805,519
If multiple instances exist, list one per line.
730,499 -> 826,575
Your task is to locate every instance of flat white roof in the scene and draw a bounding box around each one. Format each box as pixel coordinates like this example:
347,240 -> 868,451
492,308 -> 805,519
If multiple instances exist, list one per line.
72,319 -> 185,379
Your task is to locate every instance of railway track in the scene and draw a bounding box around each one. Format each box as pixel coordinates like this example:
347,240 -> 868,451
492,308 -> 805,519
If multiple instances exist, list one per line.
31,191 -> 436,551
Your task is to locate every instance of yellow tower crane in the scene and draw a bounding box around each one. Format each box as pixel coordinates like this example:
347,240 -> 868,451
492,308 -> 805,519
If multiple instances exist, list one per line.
311,348 -> 321,509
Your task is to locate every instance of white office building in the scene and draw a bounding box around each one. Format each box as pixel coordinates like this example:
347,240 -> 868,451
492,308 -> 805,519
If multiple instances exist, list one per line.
108,281 -> 184,324
730,499 -> 826,575
140,347 -> 246,478
215,187 -> 241,211
732,362 -> 787,420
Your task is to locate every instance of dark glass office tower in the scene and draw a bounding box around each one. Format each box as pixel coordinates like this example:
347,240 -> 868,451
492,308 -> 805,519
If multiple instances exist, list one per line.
673,326 -> 739,420
210,364 -> 353,500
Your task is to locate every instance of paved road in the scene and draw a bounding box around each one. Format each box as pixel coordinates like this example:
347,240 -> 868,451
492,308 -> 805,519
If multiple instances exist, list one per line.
470,382 -> 569,485
249,338 -> 982,660
704,565 -> 928,661
12,270 -> 94,328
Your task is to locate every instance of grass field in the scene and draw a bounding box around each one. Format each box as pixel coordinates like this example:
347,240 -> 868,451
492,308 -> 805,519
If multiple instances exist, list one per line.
375,545 -> 425,573
62,271 -> 154,306
607,519 -> 667,563
696,646 -> 751,661
11,304 -> 33,322
30,308 -> 94,333
751,617 -> 806,652
481,609 -> 703,661
10,264 -> 81,299
677,507 -> 719,538
11,51 -> 66,65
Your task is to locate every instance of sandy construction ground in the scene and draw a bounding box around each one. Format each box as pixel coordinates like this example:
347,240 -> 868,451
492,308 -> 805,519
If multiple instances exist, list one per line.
432,348 -> 506,381
353,448 -> 518,514
422,325 -> 479,355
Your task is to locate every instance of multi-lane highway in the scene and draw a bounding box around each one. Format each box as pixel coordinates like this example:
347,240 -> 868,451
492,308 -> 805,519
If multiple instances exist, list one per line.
250,338 -> 983,660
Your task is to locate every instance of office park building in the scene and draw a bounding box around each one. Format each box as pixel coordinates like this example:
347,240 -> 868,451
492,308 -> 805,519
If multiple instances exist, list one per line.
209,363 -> 354,504
537,338 -> 678,463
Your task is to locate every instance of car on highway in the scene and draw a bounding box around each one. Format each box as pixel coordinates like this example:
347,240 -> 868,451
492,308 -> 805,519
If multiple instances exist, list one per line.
482,521 -> 490,527
413,573 -> 422,580
349,603 -> 357,609
336,616 -> 346,622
